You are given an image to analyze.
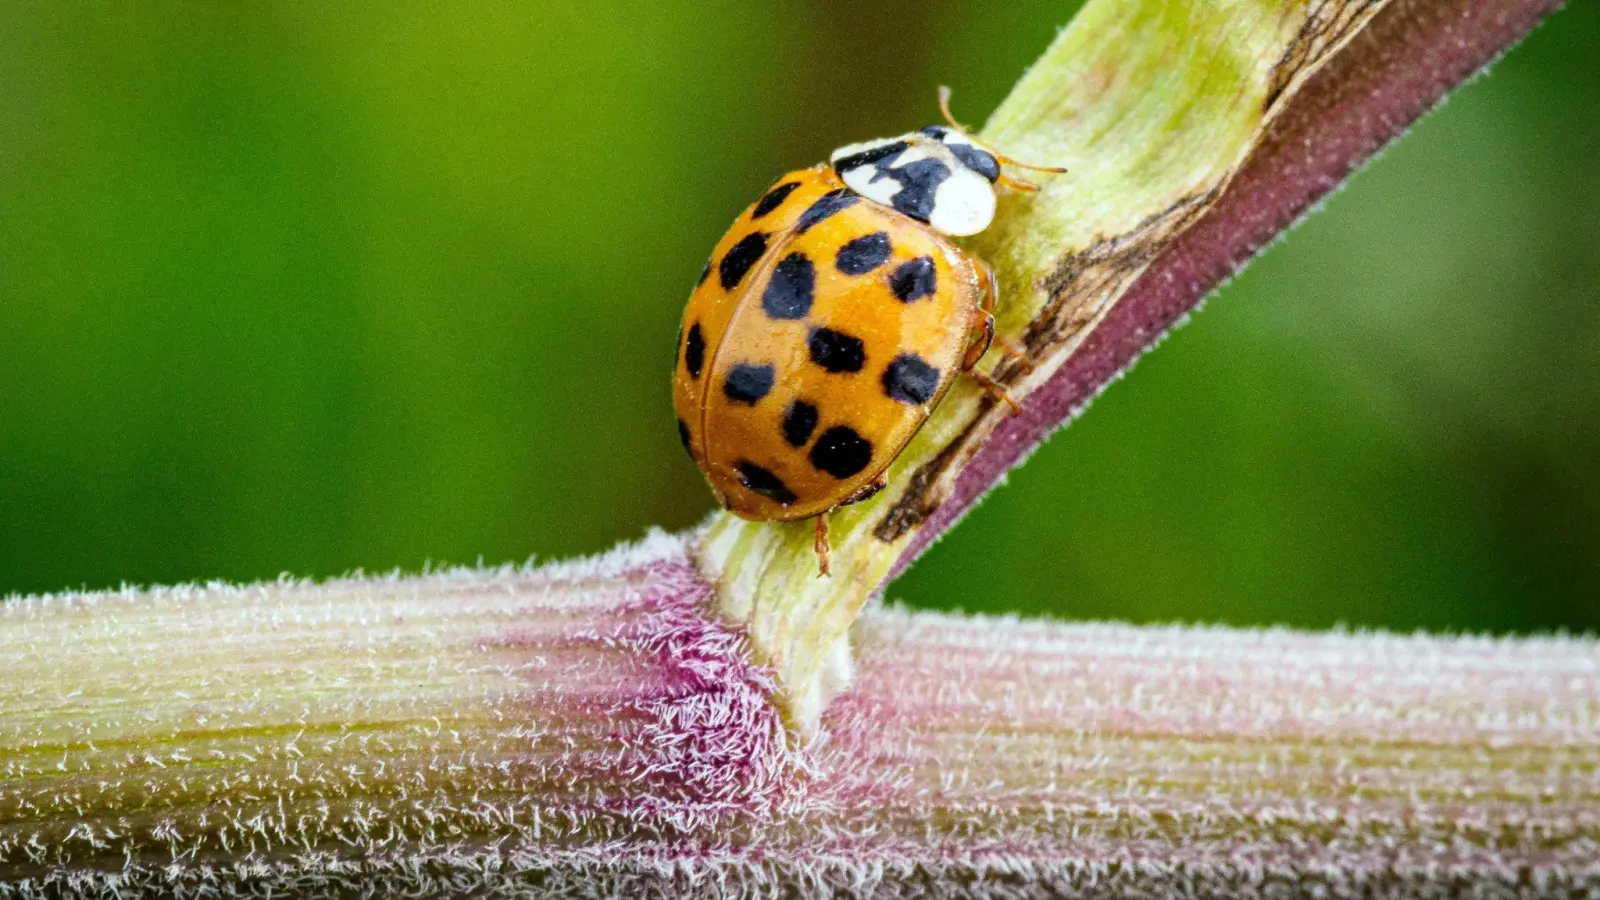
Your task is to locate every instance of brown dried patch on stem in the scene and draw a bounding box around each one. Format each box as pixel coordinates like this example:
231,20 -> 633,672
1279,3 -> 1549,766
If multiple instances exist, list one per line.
1265,0 -> 1386,109
875,188 -> 1220,541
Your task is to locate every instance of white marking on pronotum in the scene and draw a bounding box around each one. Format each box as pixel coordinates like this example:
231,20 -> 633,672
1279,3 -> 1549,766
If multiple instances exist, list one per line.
926,166 -> 996,236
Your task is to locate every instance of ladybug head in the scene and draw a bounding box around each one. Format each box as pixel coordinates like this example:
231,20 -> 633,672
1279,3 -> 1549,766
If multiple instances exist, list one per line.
829,129 -> 1002,237
830,89 -> 1066,237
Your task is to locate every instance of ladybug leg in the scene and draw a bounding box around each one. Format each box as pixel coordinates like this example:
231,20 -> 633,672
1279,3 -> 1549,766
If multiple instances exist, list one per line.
960,259 -> 1001,370
996,172 -> 1043,193
841,476 -> 887,506
966,368 -> 1022,416
962,304 -> 996,371
961,263 -> 1024,416
991,328 -> 1034,372
970,309 -> 1035,375
813,513 -> 831,578
965,261 -> 1033,370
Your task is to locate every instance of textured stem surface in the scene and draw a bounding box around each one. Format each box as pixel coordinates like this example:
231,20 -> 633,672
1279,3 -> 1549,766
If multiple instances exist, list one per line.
700,0 -> 1567,730
3,537 -> 1597,896
0,0 -> 1583,894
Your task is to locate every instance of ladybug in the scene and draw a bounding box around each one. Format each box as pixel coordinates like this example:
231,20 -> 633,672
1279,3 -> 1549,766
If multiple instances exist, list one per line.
673,89 -> 1063,575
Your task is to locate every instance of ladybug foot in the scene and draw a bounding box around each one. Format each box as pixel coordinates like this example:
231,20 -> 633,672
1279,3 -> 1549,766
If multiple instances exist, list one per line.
813,513 -> 831,577
841,476 -> 888,507
996,172 -> 1043,193
966,369 -> 1023,416
991,333 -> 1036,374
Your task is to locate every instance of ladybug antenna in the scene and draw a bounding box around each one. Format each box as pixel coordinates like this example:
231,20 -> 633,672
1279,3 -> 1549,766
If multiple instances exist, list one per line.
937,86 -> 1067,191
935,85 -> 962,130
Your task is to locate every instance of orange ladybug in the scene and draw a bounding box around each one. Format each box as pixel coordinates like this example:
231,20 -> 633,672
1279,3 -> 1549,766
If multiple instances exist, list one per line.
673,89 -> 1063,575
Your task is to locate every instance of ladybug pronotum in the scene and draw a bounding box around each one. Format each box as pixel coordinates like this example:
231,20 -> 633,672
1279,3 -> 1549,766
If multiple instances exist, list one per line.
673,89 -> 1064,575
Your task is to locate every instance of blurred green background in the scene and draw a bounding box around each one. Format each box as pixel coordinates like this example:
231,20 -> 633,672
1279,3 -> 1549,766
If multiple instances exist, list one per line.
2,3 -> 1596,632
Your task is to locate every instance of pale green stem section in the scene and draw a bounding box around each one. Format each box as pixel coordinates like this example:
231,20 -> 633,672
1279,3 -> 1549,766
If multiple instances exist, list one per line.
701,0 -> 1385,732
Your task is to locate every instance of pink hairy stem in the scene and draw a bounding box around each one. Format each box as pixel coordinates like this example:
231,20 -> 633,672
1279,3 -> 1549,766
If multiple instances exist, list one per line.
4,537 -> 1596,895
899,0 -> 1569,569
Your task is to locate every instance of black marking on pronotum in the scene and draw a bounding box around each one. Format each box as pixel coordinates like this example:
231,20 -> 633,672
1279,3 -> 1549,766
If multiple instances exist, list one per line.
752,181 -> 801,218
882,353 -> 940,405
723,363 -> 775,405
781,400 -> 818,448
736,461 -> 797,505
676,418 -> 692,455
809,426 -> 873,479
884,158 -> 950,222
684,323 -> 705,378
719,232 -> 768,290
831,141 -> 908,177
889,256 -> 937,302
762,252 -> 815,320
808,327 -> 866,373
919,125 -> 950,139
948,144 -> 1000,182
835,232 -> 893,275
795,189 -> 859,234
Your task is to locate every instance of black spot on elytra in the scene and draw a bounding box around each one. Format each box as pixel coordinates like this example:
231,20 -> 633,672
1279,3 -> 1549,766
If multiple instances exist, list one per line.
835,231 -> 892,275
737,461 -> 797,505
920,125 -> 950,139
889,256 -> 937,302
948,143 -> 1000,182
719,232 -> 768,290
809,426 -> 873,479
808,327 -> 865,373
684,323 -> 705,378
883,158 -> 950,222
883,353 -> 940,405
697,259 -> 711,286
762,253 -> 815,319
677,418 -> 692,455
795,189 -> 859,234
781,400 -> 818,447
832,141 -> 908,177
723,363 -> 775,405
752,181 -> 800,218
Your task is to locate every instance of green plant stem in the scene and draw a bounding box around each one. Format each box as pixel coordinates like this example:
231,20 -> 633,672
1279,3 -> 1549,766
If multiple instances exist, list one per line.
699,0 -> 1388,731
